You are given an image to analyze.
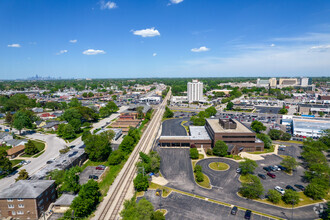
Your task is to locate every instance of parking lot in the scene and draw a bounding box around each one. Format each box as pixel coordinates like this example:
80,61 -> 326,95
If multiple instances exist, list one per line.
161,117 -> 190,136
141,190 -> 276,220
79,166 -> 105,185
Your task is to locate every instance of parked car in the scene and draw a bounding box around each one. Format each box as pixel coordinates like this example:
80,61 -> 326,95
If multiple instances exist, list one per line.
96,165 -> 106,170
277,165 -> 287,171
270,166 -> 278,172
236,168 -> 241,173
258,173 -> 266,180
267,172 -> 276,178
273,165 -> 281,171
275,186 -> 285,195
286,185 -> 296,191
244,210 -> 252,219
263,167 -> 271,172
231,206 -> 238,215
294,184 -> 305,191
89,175 -> 98,180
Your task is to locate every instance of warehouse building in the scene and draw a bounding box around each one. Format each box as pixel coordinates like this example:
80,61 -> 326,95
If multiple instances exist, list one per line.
293,118 -> 330,138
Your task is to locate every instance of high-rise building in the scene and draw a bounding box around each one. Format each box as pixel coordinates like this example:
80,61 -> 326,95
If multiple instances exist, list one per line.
269,78 -> 277,87
300,77 -> 309,87
187,80 -> 203,102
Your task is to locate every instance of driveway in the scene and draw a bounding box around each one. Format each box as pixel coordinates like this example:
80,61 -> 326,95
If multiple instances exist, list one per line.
161,117 -> 190,136
158,148 -> 320,219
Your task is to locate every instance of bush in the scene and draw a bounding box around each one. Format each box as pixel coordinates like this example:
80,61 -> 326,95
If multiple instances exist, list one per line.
206,149 -> 213,155
304,182 -> 327,200
195,171 -> 204,182
194,165 -> 202,173
239,158 -> 258,175
239,175 -> 264,199
190,148 -> 199,159
256,133 -> 272,149
268,129 -> 282,140
281,132 -> 291,141
133,173 -> 149,192
108,150 -> 125,165
281,156 -> 298,172
267,189 -> 281,204
282,189 -> 300,205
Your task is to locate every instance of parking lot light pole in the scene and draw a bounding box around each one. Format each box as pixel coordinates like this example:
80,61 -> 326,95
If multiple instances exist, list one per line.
291,199 -> 295,220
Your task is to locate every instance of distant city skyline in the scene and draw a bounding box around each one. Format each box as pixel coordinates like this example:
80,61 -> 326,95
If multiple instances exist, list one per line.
1,0 -> 330,79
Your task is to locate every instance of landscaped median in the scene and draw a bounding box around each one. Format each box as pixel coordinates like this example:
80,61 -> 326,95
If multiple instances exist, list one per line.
209,162 -> 229,171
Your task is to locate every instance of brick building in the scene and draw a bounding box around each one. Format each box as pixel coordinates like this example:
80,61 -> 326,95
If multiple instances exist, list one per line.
0,180 -> 56,219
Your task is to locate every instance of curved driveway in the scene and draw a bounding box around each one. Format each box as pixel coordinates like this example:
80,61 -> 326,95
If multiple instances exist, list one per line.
161,117 -> 190,136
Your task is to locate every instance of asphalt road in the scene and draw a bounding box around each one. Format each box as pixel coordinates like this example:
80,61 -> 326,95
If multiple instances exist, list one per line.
158,148 -> 321,220
161,117 -> 190,136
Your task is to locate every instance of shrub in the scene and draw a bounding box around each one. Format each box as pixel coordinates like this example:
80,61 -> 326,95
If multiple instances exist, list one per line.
195,171 -> 204,182
282,189 -> 300,205
190,148 -> 199,159
206,149 -> 213,155
267,189 -> 281,204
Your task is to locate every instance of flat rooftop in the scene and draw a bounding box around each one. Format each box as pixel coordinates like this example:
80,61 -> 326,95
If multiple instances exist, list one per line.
293,118 -> 330,131
206,118 -> 252,133
189,126 -> 211,140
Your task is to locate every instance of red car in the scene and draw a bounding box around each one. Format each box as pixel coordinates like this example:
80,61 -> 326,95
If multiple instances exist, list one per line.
267,172 -> 276,178
96,165 -> 106,170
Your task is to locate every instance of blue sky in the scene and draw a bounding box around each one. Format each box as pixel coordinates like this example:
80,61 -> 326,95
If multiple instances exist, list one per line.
1,0 -> 330,79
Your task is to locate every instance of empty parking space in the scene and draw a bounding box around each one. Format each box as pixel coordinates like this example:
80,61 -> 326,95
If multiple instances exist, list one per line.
161,118 -> 189,136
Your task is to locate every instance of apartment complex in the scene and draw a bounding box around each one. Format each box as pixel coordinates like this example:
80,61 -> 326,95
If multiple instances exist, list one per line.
187,80 -> 203,102
0,180 -> 56,219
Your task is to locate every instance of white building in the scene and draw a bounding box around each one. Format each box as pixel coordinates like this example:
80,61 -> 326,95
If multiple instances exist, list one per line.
300,77 -> 309,87
187,80 -> 203,102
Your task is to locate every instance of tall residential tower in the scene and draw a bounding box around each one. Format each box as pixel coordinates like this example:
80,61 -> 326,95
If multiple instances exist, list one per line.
188,80 -> 203,102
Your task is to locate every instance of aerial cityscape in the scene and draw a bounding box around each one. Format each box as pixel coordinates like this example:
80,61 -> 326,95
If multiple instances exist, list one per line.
0,1 -> 329,220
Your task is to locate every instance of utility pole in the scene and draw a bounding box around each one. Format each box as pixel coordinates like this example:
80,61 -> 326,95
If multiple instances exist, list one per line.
291,199 -> 295,220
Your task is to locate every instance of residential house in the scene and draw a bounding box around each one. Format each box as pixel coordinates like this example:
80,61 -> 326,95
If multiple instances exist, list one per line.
0,132 -> 13,143
42,121 -> 62,131
40,113 -> 56,120
6,139 -> 28,148
0,180 -> 56,219
32,107 -> 44,113
52,194 -> 77,213
6,145 -> 25,158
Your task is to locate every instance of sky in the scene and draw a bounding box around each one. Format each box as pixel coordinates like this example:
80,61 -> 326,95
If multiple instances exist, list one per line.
1,0 -> 330,79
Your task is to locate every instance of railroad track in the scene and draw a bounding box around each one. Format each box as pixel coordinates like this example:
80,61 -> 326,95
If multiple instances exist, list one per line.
97,91 -> 171,220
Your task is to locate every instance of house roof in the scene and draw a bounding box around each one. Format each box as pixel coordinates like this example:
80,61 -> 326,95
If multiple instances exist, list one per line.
42,121 -> 60,128
0,132 -> 11,139
6,139 -> 27,146
0,180 -> 55,199
6,145 -> 25,156
53,194 -> 77,206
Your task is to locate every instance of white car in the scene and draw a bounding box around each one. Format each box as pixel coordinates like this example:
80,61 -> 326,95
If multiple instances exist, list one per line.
273,165 -> 281,171
275,186 -> 285,195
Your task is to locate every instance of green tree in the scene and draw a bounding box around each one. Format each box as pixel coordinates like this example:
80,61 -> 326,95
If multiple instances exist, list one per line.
68,98 -> 82,108
239,175 -> 264,199
136,197 -> 155,220
82,92 -> 88,98
13,111 -> 33,134
84,131 -> 114,161
190,148 -> 199,159
119,136 -> 136,153
194,164 -> 204,182
60,166 -> 81,193
251,120 -> 266,133
205,106 -> 217,117
133,173 -> 149,192
281,156 -> 299,172
136,106 -> 144,119
151,210 -> 166,220
0,149 -> 12,175
268,129 -> 282,140
5,112 -> 12,124
15,169 -> 29,181
267,189 -> 281,204
282,189 -> 300,205
239,158 -> 258,175
163,106 -> 174,118
62,124 -> 76,139
256,133 -> 272,149
69,119 -> 81,132
304,182 -> 328,200
226,102 -> 234,110
61,108 -> 82,122
48,169 -> 65,186
281,132 -> 291,141
108,150 -> 125,165
106,101 -> 119,112
24,140 -> 39,155
88,92 -> 94,97
213,140 -> 228,157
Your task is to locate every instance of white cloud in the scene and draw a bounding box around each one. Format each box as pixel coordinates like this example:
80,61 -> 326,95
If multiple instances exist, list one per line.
270,43 -> 275,47
273,33 -> 330,43
69,39 -> 77,43
56,50 -> 68,55
8,43 -> 21,48
191,46 -> 210,52
310,44 -> 330,51
153,53 -> 157,57
100,1 -> 117,10
169,0 -> 184,5
132,27 -> 160,38
82,49 -> 106,55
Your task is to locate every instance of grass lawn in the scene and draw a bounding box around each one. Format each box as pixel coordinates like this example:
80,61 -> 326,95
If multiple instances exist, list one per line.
81,160 -> 107,170
257,192 -> 323,208
33,150 -> 45,158
250,145 -> 275,154
276,140 -> 304,145
196,173 -> 211,188
11,159 -> 24,166
209,162 -> 229,171
181,121 -> 189,134
98,161 -> 126,196
239,175 -> 253,183
198,154 -> 204,159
